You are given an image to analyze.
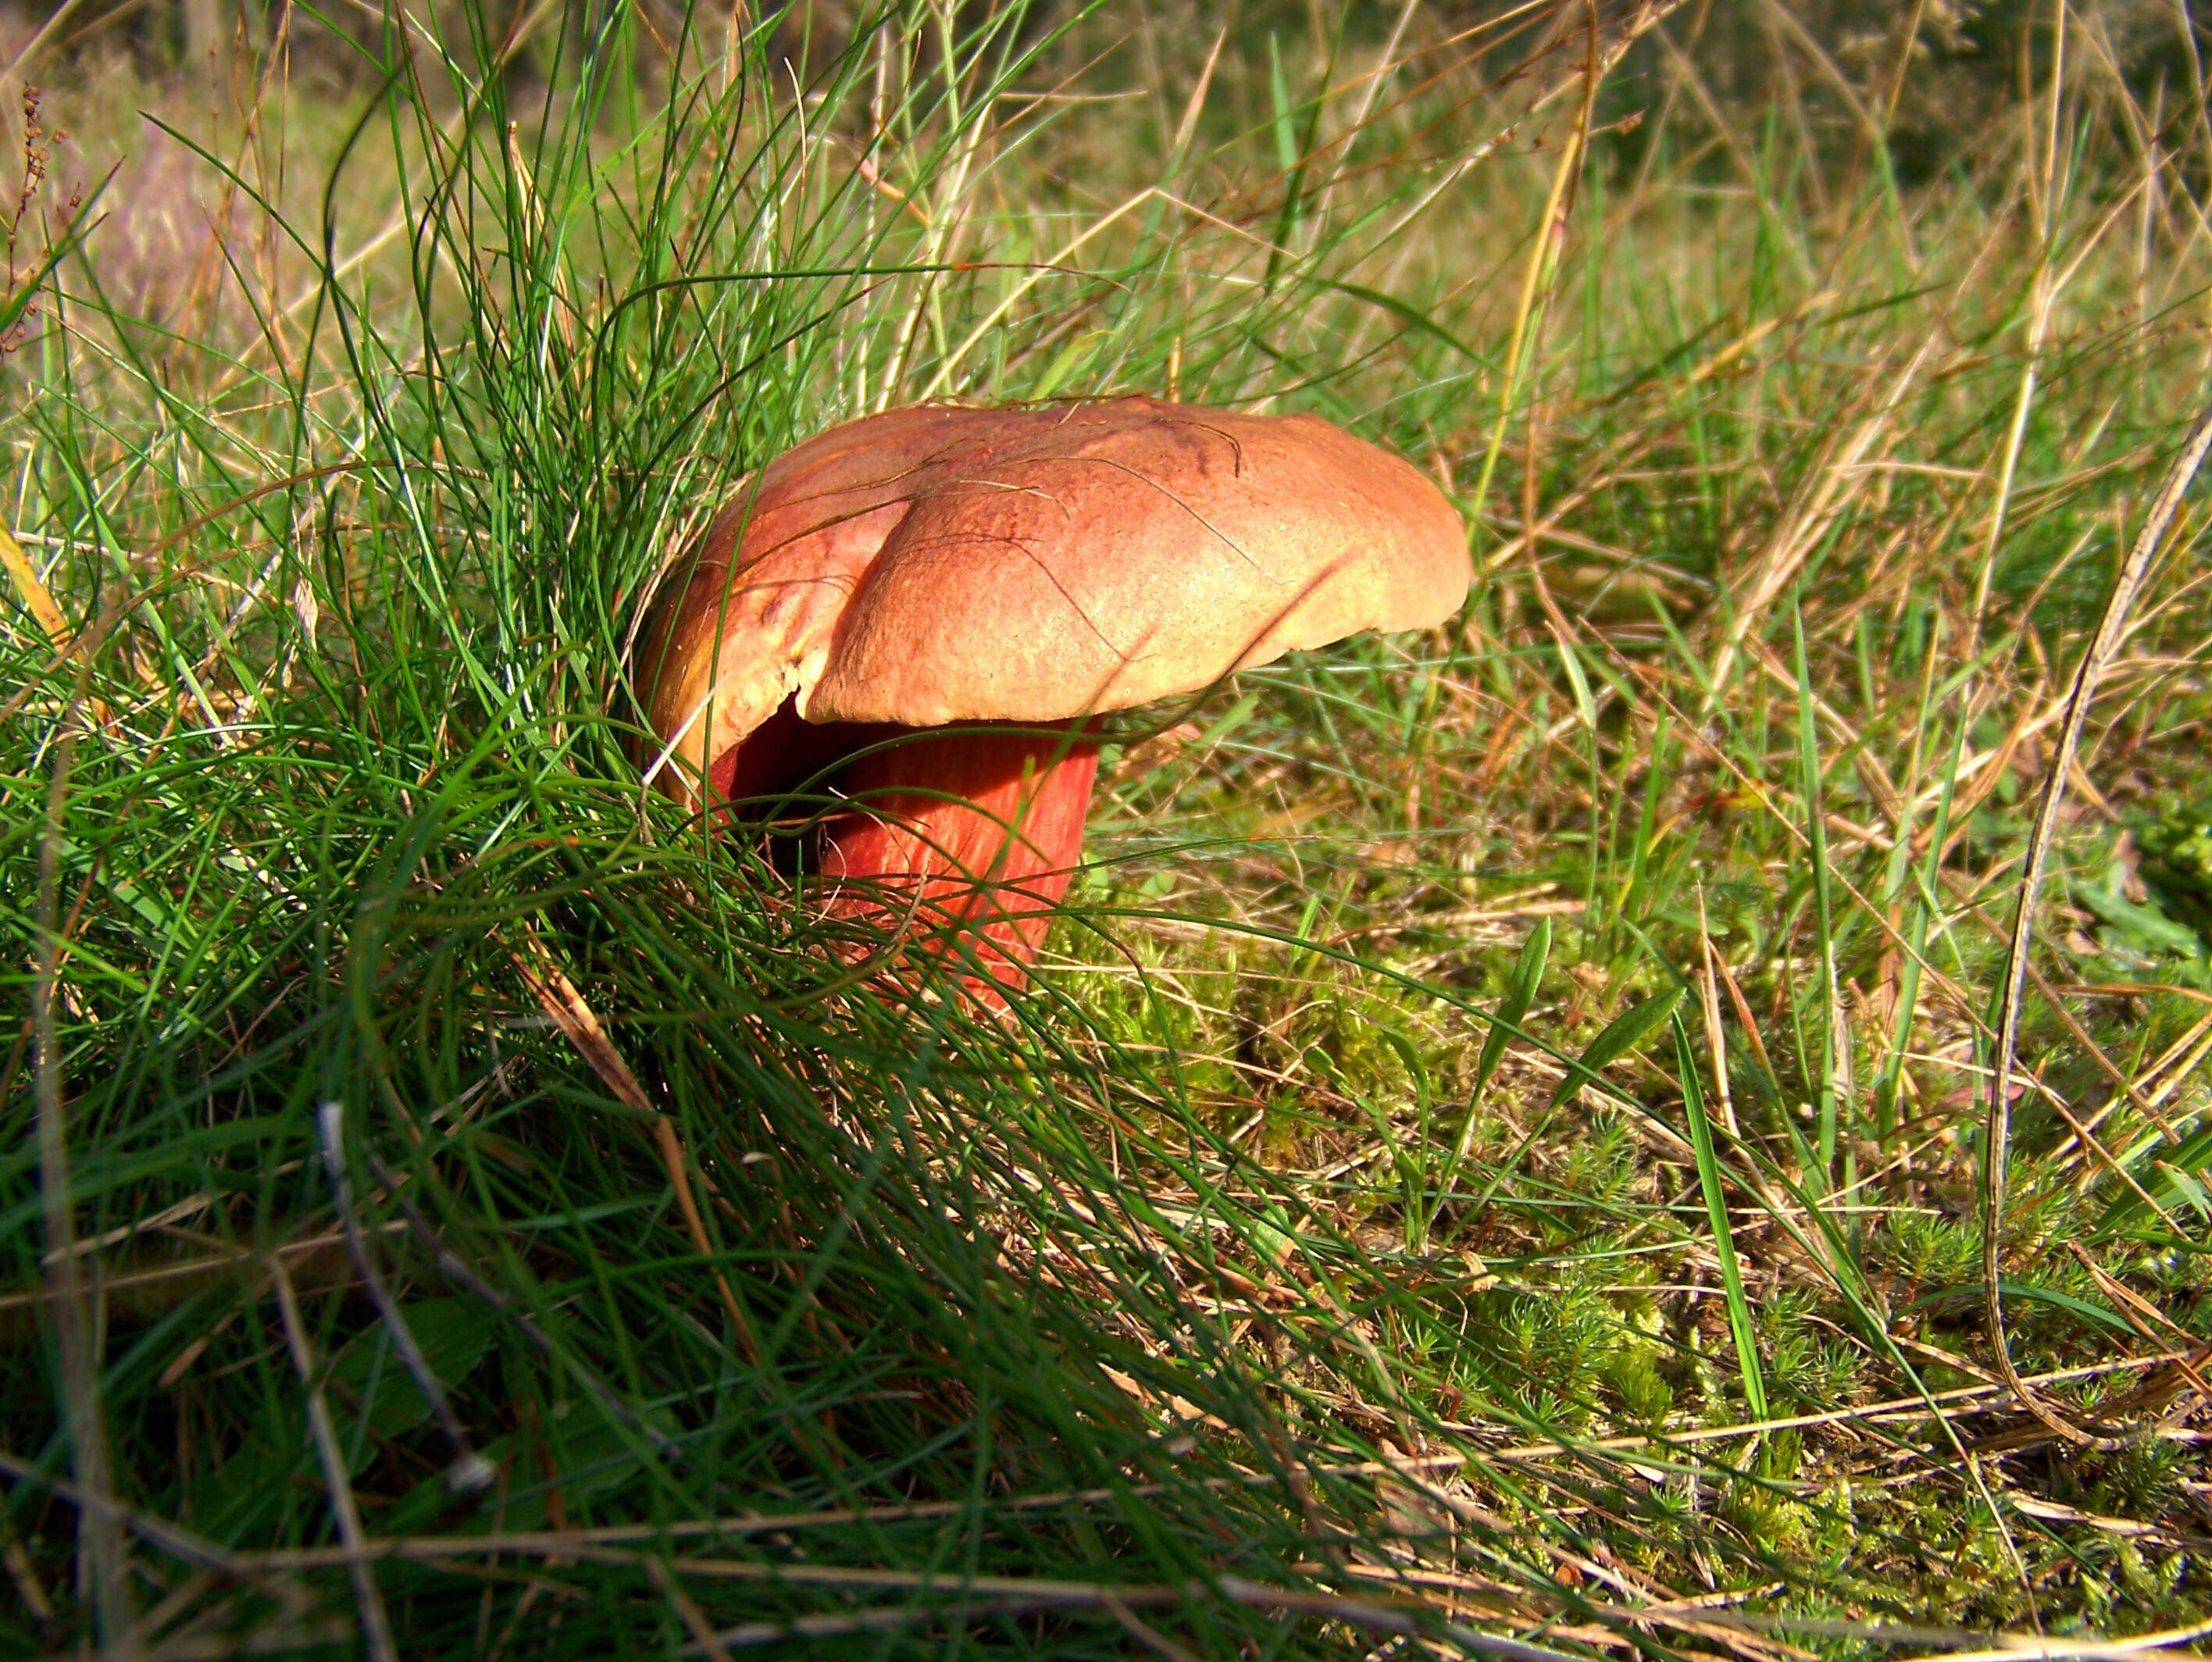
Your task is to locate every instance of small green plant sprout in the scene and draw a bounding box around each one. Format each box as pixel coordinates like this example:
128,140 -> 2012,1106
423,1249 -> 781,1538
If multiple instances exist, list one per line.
1427,915 -> 1550,1243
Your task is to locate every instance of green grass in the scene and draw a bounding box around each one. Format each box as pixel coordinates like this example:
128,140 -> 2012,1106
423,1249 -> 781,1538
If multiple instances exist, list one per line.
9,0 -> 2212,1654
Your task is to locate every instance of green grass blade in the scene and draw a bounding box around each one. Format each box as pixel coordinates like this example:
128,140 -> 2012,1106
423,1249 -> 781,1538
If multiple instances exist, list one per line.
1673,1010 -> 1769,1426
1547,986 -> 1684,1113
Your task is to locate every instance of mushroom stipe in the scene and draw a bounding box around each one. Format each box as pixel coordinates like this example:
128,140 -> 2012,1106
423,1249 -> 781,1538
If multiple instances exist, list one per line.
709,701 -> 1098,997
634,397 -> 1471,1001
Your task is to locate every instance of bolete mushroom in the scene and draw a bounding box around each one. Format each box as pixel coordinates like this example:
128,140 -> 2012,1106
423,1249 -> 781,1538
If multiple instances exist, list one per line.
633,397 -> 1468,994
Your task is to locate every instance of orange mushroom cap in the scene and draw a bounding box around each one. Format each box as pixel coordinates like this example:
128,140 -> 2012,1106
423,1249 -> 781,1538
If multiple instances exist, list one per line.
633,397 -> 1469,806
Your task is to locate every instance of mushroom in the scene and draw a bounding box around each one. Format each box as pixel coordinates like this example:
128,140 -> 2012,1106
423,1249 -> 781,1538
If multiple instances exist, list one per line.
633,397 -> 1468,995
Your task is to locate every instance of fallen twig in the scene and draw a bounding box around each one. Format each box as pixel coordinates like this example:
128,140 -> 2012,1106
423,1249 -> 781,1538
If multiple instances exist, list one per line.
1984,401 -> 2212,1450
269,1256 -> 398,1662
316,1102 -> 495,1496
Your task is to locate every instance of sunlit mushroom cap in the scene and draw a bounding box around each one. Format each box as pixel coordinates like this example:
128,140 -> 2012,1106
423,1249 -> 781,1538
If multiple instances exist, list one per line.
635,397 -> 1469,801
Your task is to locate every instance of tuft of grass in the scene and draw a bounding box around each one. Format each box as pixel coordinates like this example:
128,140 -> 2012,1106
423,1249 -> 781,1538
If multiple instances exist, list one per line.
9,0 -> 2212,1654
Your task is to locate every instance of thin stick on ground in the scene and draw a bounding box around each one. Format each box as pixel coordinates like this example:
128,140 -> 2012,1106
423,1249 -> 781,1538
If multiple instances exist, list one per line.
1983,401 -> 2212,1450
269,1254 -> 398,1662
34,710 -> 132,1653
314,1101 -> 495,1495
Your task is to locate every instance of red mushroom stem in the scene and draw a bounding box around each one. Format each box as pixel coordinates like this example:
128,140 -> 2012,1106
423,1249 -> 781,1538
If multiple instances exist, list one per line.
708,704 -> 1099,996
823,724 -> 1099,992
